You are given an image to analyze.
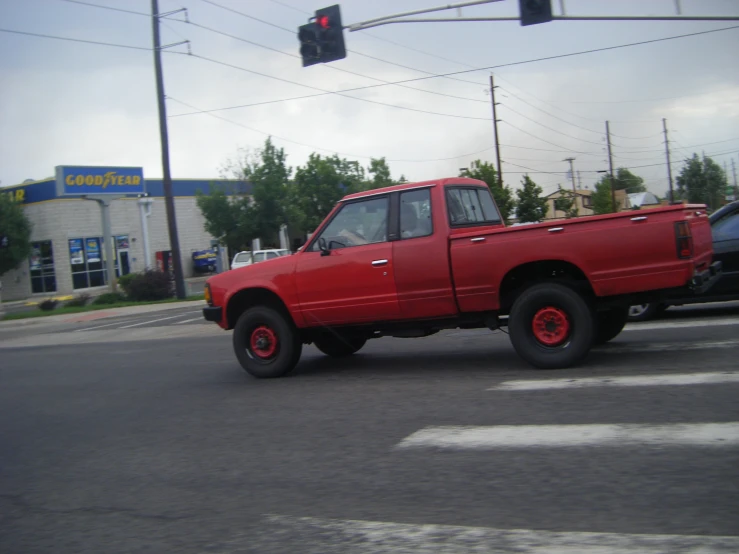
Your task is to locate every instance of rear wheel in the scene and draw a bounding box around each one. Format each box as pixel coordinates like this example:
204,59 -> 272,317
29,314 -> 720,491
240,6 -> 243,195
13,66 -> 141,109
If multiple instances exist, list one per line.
508,283 -> 594,370
232,306 -> 302,378
594,306 -> 629,345
313,333 -> 367,357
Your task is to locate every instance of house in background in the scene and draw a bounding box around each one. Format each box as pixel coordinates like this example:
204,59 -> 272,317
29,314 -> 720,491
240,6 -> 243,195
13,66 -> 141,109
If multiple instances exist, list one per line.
543,188 -> 631,220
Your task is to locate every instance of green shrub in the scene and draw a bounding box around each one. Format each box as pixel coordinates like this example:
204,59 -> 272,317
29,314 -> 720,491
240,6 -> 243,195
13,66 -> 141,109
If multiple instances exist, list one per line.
117,272 -> 138,294
92,292 -> 127,305
38,299 -> 58,311
65,293 -> 91,307
124,270 -> 173,302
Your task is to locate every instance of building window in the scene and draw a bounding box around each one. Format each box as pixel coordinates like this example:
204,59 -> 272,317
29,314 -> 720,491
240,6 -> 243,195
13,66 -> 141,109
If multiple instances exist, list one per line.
70,237 -> 107,289
582,196 -> 592,208
29,240 -> 57,294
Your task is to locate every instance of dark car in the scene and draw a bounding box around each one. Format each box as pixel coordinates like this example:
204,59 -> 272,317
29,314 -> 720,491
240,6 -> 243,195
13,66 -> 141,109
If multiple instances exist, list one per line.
628,200 -> 739,321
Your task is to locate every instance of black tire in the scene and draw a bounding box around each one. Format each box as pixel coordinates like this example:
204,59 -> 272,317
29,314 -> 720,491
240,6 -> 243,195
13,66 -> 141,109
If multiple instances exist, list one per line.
627,303 -> 666,322
508,282 -> 594,370
313,334 -> 367,357
594,306 -> 629,345
232,306 -> 302,378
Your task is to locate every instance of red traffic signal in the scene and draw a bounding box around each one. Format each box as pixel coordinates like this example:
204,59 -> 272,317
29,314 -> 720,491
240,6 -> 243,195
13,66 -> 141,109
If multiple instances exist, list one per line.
297,5 -> 346,67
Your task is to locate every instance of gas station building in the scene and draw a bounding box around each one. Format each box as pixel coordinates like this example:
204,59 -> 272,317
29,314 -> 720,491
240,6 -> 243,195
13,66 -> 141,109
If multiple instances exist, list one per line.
0,166 -> 250,302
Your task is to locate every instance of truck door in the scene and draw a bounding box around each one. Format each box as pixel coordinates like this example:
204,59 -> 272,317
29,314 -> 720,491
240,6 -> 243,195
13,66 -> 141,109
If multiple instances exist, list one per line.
295,194 -> 400,325
391,186 -> 457,318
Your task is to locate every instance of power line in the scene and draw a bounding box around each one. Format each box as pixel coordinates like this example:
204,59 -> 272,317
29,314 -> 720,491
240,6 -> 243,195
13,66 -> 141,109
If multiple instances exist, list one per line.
501,104 -> 608,146
198,0 -> 485,87
56,0 -> 149,16
167,96 -> 499,163
181,20 -> 489,105
169,24 -> 739,118
502,121 -> 604,155
0,27 -> 156,51
188,54 -> 491,121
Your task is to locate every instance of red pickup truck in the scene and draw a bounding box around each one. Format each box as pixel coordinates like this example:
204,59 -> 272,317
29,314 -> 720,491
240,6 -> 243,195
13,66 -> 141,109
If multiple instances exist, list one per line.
203,177 -> 720,378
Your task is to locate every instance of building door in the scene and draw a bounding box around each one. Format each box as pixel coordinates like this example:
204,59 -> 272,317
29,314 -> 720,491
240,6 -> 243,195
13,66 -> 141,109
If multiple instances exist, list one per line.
118,250 -> 131,276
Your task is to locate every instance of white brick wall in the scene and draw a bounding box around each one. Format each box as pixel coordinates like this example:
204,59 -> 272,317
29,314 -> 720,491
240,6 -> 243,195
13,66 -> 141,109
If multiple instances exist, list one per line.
1,197 -> 217,302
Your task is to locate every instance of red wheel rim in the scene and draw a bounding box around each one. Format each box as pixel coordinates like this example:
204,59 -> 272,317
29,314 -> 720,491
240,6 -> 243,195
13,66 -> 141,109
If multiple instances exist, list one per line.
532,306 -> 571,347
250,326 -> 279,359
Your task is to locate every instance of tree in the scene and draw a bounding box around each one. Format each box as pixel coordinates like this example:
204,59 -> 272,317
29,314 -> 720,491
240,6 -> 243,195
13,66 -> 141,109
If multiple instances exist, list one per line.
195,182 -> 255,254
591,179 -> 615,215
367,157 -> 394,190
0,191 -> 33,277
676,153 -> 728,211
459,160 -> 515,224
291,153 -> 366,235
613,167 -> 646,193
515,175 -> 548,222
553,185 -> 579,219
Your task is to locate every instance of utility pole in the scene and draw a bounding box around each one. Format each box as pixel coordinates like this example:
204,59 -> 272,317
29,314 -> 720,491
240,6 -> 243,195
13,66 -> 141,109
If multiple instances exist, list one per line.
489,74 -> 503,191
732,158 -> 738,200
563,157 -> 577,193
606,120 -> 617,212
152,0 -> 186,299
577,170 -> 582,188
662,118 -> 675,204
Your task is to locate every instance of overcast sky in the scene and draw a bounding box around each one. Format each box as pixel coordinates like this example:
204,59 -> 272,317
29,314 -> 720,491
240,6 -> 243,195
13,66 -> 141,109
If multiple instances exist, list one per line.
1,0 -> 738,198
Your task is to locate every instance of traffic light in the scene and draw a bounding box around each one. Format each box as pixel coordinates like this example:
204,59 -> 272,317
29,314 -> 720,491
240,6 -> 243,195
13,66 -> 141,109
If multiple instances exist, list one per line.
519,0 -> 553,26
297,4 -> 346,67
298,23 -> 320,67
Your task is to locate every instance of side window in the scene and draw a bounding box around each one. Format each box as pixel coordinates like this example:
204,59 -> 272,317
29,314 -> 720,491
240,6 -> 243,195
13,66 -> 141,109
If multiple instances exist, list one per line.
310,196 -> 389,251
712,212 -> 739,241
447,187 -> 501,226
266,252 -> 279,260
253,253 -> 266,263
400,188 -> 433,239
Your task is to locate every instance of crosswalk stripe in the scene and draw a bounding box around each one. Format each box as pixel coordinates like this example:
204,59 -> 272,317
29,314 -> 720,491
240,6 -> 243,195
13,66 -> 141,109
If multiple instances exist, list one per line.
396,423 -> 739,450
117,314 -> 185,329
247,514 -> 739,553
490,371 -> 739,392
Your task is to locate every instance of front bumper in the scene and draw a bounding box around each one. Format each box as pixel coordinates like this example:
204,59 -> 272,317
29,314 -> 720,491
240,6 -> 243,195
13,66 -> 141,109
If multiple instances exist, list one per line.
202,305 -> 223,323
690,260 -> 722,294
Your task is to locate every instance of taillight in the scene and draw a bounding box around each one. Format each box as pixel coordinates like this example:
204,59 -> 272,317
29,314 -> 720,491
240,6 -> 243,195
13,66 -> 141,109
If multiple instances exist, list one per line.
674,221 -> 693,259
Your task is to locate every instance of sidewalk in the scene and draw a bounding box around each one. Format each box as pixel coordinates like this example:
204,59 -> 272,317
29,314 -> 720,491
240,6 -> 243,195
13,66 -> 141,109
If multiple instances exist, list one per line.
0,299 -> 206,328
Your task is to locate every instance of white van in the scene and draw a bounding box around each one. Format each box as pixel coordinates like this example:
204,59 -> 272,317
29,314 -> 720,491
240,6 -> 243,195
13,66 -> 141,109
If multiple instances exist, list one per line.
231,249 -> 291,270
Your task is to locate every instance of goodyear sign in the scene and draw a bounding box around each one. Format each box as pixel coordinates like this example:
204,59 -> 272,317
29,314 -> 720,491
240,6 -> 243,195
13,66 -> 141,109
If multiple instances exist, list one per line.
55,166 -> 145,196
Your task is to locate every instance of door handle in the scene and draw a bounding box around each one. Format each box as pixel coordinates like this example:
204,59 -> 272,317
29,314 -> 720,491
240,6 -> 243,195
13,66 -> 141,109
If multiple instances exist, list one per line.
631,216 -> 648,222
548,227 -> 564,233
372,259 -> 388,266
471,237 -> 485,243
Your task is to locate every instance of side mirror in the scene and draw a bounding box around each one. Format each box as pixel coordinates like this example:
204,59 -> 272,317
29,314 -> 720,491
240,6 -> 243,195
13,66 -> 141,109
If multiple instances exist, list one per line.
318,237 -> 330,256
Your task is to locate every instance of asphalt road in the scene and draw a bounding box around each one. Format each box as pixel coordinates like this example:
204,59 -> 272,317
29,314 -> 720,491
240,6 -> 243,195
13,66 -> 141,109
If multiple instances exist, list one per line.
1,306 -> 738,553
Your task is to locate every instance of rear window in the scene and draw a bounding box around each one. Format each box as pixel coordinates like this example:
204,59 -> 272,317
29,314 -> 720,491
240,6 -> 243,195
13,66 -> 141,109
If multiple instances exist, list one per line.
233,253 -> 250,264
446,187 -> 501,227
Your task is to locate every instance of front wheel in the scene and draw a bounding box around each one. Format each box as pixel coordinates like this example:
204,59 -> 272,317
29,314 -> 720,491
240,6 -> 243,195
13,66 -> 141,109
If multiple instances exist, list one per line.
232,306 -> 302,378
313,334 -> 367,357
508,283 -> 594,370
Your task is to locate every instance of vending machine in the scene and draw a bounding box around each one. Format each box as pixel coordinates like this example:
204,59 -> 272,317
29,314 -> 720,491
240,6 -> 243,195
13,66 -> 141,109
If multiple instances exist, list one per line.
155,250 -> 174,279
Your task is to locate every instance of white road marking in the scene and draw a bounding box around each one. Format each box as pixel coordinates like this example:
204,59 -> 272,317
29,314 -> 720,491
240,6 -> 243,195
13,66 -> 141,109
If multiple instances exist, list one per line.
172,317 -> 203,325
623,317 -> 739,331
595,339 -> 739,354
396,423 -> 739,450
73,321 -> 131,333
117,314 -> 185,329
220,514 -> 739,553
490,371 -> 739,392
